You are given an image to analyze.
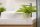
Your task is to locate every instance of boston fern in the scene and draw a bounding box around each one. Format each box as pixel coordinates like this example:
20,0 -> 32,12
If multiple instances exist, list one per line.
0,7 -> 6,15
16,5 -> 36,14
0,7 -> 6,12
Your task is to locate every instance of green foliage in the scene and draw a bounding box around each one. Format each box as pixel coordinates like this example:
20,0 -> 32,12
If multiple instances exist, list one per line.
16,5 -> 36,14
0,7 -> 6,12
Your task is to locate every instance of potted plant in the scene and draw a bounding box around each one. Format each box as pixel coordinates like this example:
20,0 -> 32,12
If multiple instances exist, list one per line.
16,5 -> 36,18
0,7 -> 6,15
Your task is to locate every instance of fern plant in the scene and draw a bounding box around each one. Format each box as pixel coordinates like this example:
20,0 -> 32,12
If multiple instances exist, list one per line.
16,5 -> 36,17
0,7 -> 6,15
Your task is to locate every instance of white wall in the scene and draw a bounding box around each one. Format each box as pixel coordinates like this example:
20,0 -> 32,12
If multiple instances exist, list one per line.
0,0 -> 6,7
0,0 -> 36,12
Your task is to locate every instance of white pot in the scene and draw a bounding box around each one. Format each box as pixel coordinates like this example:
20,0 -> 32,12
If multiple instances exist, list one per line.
23,13 -> 32,18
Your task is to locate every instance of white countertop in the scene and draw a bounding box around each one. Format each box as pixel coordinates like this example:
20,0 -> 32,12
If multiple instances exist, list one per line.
0,11 -> 36,25
0,17 -> 36,25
